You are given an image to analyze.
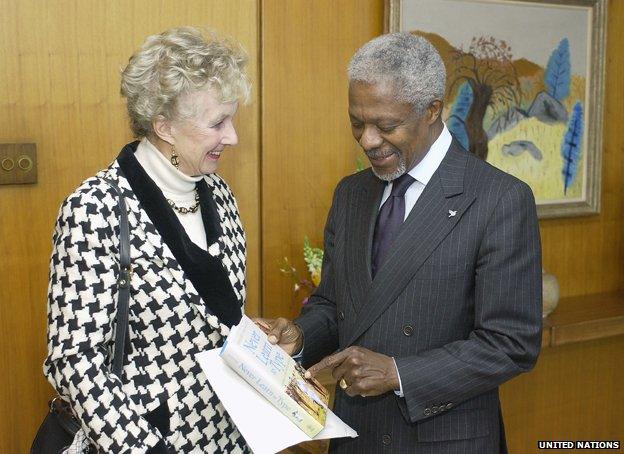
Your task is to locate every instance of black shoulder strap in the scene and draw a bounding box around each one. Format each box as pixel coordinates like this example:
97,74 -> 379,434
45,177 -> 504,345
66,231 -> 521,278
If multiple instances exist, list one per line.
102,179 -> 131,378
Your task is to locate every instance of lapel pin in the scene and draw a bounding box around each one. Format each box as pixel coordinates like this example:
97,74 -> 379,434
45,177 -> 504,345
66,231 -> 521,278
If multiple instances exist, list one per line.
448,210 -> 457,218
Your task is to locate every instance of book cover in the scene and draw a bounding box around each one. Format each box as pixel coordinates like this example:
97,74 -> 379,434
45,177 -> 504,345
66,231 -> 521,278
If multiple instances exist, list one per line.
220,315 -> 330,438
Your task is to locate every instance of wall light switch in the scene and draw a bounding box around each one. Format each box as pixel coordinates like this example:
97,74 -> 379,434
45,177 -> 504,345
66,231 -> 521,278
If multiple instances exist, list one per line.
0,143 -> 37,185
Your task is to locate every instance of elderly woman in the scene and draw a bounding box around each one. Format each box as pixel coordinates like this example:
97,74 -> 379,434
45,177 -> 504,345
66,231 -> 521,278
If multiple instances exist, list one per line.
44,27 -> 251,453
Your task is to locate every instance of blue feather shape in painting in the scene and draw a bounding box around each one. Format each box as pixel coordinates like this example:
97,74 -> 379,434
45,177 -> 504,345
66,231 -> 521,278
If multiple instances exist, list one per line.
545,38 -> 571,101
561,101 -> 583,195
447,82 -> 473,150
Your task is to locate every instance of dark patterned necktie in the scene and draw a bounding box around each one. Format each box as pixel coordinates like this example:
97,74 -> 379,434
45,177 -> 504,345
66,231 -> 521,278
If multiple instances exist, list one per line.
371,173 -> 416,278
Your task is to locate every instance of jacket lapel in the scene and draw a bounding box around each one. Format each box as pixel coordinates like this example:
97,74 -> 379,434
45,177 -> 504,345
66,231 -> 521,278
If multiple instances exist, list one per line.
345,172 -> 384,312
204,174 -> 247,308
345,143 -> 475,347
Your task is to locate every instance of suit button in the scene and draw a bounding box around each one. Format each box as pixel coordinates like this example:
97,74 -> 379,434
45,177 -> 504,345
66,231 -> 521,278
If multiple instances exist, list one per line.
432,405 -> 439,414
338,311 -> 345,321
423,408 -> 431,416
446,402 -> 453,410
402,325 -> 414,336
381,434 -> 391,445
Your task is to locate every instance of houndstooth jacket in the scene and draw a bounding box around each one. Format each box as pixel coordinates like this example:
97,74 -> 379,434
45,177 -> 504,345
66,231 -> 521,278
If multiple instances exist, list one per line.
44,144 -> 250,453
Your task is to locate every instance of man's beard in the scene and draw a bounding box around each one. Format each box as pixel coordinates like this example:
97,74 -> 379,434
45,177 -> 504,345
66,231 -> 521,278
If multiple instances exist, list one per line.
365,148 -> 407,182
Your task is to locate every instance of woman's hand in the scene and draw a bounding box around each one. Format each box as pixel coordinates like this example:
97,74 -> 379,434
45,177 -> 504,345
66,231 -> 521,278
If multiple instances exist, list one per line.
253,317 -> 303,356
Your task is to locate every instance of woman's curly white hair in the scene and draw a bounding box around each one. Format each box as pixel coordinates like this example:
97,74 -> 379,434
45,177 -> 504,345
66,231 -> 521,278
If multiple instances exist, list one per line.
120,26 -> 251,137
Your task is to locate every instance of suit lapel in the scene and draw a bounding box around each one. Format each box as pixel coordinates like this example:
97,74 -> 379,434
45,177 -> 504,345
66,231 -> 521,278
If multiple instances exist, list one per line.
345,172 -> 384,312
345,143 -> 475,346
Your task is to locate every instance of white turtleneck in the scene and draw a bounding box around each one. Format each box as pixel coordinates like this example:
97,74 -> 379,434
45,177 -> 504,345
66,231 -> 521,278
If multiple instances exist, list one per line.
134,137 -> 208,250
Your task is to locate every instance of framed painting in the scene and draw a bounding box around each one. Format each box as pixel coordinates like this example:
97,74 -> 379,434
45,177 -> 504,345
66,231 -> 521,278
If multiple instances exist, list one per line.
385,0 -> 607,218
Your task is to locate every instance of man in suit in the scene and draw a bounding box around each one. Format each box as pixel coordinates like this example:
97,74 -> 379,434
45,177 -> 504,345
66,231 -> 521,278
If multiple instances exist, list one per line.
260,32 -> 542,453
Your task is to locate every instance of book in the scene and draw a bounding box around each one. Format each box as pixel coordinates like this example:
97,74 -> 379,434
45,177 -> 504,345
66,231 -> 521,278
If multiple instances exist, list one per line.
220,315 -> 330,438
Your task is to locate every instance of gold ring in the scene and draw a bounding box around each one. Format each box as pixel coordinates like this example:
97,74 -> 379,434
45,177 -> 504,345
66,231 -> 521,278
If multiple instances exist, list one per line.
339,378 -> 349,389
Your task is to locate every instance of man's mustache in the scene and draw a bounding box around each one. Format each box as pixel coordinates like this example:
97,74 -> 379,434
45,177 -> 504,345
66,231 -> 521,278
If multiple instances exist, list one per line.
364,148 -> 400,159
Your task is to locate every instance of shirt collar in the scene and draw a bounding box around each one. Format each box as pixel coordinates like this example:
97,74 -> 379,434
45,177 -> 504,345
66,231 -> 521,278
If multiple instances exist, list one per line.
407,123 -> 452,186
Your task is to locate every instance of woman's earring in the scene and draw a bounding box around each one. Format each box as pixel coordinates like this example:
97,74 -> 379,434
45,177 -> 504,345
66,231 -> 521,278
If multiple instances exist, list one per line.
170,146 -> 180,169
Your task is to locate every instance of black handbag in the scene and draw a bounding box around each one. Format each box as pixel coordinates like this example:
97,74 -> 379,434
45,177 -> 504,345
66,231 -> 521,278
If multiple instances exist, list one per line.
31,179 -> 132,454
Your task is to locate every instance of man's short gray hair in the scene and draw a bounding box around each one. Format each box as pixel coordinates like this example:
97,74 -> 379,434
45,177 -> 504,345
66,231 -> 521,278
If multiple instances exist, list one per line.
348,33 -> 446,113
120,26 -> 251,137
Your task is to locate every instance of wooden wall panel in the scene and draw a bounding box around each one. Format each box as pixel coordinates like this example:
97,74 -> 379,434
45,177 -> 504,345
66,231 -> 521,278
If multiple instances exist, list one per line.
0,1 -> 259,452
501,337 -> 624,452
261,0 -> 384,319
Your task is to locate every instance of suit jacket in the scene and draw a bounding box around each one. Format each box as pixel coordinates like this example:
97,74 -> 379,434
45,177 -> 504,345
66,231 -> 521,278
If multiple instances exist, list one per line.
44,145 -> 250,453
296,140 -> 542,454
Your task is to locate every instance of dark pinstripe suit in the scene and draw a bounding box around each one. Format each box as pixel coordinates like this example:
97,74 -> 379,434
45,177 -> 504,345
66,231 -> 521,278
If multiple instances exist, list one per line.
295,140 -> 542,453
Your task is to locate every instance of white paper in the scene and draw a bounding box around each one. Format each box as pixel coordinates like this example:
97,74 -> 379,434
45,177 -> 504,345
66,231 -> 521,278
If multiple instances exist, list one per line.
197,349 -> 358,454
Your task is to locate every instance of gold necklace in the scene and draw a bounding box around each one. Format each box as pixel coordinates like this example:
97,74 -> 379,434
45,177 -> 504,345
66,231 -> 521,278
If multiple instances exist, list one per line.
167,190 -> 200,214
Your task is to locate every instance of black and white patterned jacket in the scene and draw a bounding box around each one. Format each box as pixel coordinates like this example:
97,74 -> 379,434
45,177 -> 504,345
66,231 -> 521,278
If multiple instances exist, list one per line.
44,145 -> 250,453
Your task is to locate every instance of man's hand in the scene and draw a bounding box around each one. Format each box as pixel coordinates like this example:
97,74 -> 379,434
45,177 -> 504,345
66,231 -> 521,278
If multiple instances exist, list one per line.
305,346 -> 399,397
254,317 -> 304,356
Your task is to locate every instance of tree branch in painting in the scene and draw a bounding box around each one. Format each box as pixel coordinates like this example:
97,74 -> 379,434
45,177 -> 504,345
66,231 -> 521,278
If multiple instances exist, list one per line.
450,36 -> 522,160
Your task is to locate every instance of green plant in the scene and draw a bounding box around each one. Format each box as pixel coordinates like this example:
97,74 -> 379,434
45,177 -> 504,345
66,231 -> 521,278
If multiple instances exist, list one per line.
280,237 -> 323,305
